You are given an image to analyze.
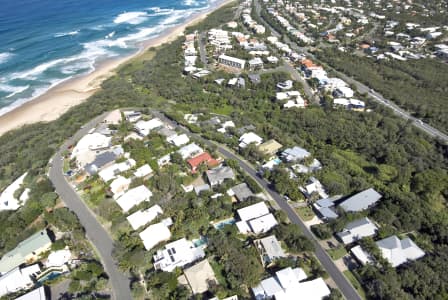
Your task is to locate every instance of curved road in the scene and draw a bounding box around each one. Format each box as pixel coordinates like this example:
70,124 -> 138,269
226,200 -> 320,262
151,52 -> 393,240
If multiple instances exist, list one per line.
155,111 -> 361,300
49,113 -> 132,300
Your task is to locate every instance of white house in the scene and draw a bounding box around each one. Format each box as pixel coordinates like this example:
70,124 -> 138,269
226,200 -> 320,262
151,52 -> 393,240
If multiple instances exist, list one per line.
0,265 -> 41,298
337,217 -> 378,244
281,146 -> 310,162
167,134 -> 190,147
71,133 -> 112,166
15,286 -> 47,300
236,202 -> 278,234
239,132 -> 263,148
99,159 -> 136,182
334,86 -> 354,98
377,236 -> 425,267
177,143 -> 204,159
115,185 -> 152,213
127,205 -> 163,230
252,267 -> 330,300
153,238 -> 205,272
139,218 -> 173,251
135,118 -> 164,136
46,249 -> 72,268
110,176 -> 132,199
134,164 -> 153,178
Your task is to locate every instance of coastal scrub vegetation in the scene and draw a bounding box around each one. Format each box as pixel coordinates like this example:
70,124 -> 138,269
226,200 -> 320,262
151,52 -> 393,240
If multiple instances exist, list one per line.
0,2 -> 447,299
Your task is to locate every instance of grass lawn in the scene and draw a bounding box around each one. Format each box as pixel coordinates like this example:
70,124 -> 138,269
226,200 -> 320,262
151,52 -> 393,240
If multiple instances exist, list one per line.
343,270 -> 367,300
295,206 -> 315,221
63,158 -> 70,173
327,246 -> 347,260
212,105 -> 234,116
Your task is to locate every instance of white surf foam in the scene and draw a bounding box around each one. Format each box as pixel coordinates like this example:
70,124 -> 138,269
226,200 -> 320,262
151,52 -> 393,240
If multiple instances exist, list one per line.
0,52 -> 13,65
114,12 -> 148,25
54,30 -> 80,38
183,0 -> 201,6
3,85 -> 30,98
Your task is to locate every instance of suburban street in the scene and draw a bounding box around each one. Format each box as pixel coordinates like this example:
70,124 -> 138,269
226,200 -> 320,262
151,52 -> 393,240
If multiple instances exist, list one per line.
49,113 -> 132,300
155,111 -> 361,300
253,0 -> 448,143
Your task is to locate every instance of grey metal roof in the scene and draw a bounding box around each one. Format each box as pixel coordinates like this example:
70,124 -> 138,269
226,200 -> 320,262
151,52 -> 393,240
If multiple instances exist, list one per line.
85,151 -> 117,175
319,207 -> 338,219
232,183 -> 254,201
345,217 -> 372,230
315,198 -> 334,208
339,188 -> 382,212
206,166 -> 235,185
255,235 -> 286,262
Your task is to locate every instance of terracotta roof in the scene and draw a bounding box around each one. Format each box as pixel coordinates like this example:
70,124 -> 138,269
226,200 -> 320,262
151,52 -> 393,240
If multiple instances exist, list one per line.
187,152 -> 219,170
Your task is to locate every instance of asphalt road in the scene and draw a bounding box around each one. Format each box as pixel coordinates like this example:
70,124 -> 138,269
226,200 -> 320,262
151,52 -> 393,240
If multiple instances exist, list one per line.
49,113 -> 132,300
155,111 -> 361,300
254,0 -> 448,143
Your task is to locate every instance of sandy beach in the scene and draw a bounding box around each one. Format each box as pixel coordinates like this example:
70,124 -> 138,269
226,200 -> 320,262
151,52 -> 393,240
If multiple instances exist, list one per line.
0,0 -> 234,136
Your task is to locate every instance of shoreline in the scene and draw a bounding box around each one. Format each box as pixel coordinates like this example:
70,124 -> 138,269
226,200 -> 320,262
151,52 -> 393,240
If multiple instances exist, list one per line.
0,0 -> 234,136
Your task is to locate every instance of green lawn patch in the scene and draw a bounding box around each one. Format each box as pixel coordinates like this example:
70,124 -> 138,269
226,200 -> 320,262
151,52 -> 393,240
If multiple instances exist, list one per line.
327,246 -> 347,260
343,270 -> 366,300
295,206 -> 315,221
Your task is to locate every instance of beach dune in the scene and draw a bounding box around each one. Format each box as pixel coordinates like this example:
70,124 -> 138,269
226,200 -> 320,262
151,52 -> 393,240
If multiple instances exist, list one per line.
0,0 -> 233,136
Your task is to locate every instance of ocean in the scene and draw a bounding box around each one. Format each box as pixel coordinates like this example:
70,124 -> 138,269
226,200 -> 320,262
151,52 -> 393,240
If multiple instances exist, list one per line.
0,0 -> 214,115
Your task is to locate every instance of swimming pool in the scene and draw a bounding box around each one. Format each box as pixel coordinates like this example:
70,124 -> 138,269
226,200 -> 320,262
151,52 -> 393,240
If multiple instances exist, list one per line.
213,218 -> 236,229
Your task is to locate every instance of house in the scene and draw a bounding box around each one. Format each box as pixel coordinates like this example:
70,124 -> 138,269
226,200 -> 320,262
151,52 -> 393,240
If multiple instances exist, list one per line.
313,198 -> 339,220
71,133 -> 112,167
153,238 -> 205,272
229,183 -> 254,201
139,218 -> 173,251
157,154 -> 171,167
134,164 -> 153,178
252,267 -> 330,300
350,245 -> 374,265
127,205 -> 163,230
218,54 -> 246,70
248,57 -> 264,70
15,286 -> 48,300
302,177 -> 329,199
177,143 -> 203,160
0,173 -> 28,211
339,188 -> 382,212
98,159 -> 136,182
45,249 -> 72,268
333,86 -> 354,98
254,235 -> 286,266
110,176 -> 132,199
124,111 -> 142,123
290,158 -> 322,174
336,217 -> 378,244
134,118 -> 164,136
281,146 -> 310,162
115,185 -> 152,213
333,98 -> 365,111
239,132 -> 263,148
267,56 -> 279,64
377,236 -> 425,267
258,139 -> 283,156
157,127 -> 177,139
167,134 -> 190,147
183,259 -> 217,295
206,166 -> 236,186
236,202 -> 278,234
0,230 -> 52,275
276,80 -> 293,90
217,120 -> 235,133
0,265 -> 41,298
351,236 -> 425,268
194,184 -> 210,195
84,146 -> 124,175
187,152 -> 219,173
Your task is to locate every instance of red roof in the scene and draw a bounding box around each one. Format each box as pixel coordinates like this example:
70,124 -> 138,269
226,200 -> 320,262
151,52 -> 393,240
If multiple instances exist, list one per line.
187,152 -> 219,170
